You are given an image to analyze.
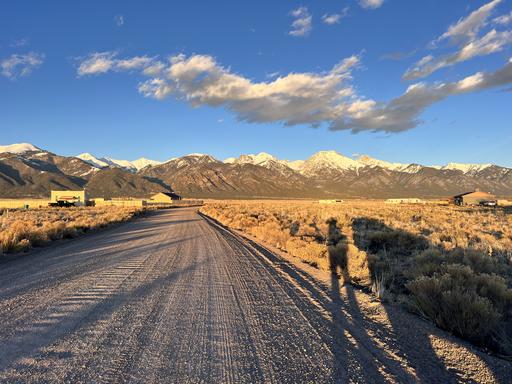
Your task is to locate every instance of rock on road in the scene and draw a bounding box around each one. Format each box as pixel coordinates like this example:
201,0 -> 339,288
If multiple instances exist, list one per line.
0,208 -> 510,383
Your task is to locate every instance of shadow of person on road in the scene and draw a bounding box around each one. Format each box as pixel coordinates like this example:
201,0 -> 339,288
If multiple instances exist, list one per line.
326,217 -> 423,382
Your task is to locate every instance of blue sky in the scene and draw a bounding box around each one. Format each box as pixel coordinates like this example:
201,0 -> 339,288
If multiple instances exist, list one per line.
1,0 -> 511,165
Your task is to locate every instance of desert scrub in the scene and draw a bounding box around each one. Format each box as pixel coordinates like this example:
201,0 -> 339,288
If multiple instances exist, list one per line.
0,207 -> 143,254
200,200 -> 512,355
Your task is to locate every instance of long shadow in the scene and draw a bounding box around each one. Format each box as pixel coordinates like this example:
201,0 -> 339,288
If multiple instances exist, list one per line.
0,257 -> 200,371
0,210 -> 200,295
326,219 -> 420,383
0,208 -> 197,268
0,235 -> 198,301
205,214 -> 418,382
349,217 -> 511,382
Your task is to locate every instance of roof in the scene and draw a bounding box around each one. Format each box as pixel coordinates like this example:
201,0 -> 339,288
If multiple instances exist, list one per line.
153,192 -> 181,198
454,191 -> 494,198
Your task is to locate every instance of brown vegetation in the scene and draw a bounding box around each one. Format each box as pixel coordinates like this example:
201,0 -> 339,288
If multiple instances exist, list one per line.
0,207 -> 143,254
200,200 -> 512,356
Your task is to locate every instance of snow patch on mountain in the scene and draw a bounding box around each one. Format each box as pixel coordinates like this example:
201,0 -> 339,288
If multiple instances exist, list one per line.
226,152 -> 278,166
131,158 -> 162,170
282,160 -> 305,171
0,143 -> 40,154
299,151 -> 362,176
77,153 -> 110,168
357,155 -> 412,172
77,153 -> 162,172
441,163 -> 493,174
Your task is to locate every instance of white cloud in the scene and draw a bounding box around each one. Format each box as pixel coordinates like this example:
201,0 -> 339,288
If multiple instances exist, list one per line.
359,0 -> 384,10
322,7 -> 349,25
289,6 -> 312,37
116,56 -> 153,70
438,0 -> 502,44
78,51 -> 512,133
77,52 -> 154,76
0,52 -> 44,79
405,29 -> 512,80
114,15 -> 124,27
404,0 -> 511,80
337,59 -> 512,132
494,11 -> 512,26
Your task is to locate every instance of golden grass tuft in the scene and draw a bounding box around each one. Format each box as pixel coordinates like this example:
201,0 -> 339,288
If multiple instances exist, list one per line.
0,206 -> 143,254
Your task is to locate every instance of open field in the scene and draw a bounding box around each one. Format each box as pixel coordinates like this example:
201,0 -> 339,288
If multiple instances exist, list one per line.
200,200 -> 512,356
0,206 -> 144,254
0,207 -> 510,383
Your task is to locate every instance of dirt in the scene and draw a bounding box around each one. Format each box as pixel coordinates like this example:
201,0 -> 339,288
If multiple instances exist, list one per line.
0,207 -> 510,383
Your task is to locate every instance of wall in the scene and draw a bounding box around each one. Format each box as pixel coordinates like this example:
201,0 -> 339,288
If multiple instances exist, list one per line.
0,199 -> 50,209
93,199 -> 146,207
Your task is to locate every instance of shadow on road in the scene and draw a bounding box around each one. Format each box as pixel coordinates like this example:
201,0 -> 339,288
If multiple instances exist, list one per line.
0,256 -> 200,373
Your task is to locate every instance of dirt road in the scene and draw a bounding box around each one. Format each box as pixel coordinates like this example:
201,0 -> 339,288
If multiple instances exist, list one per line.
0,208 -> 510,383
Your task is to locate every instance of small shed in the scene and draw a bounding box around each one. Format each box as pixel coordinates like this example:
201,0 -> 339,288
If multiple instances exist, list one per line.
453,190 -> 495,206
150,192 -> 182,203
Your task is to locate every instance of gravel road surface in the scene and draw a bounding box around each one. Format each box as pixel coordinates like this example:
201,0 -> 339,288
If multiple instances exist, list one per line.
0,208 -> 510,383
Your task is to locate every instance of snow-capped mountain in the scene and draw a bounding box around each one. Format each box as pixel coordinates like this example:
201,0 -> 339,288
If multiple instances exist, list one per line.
131,158 -> 162,170
438,163 -> 493,174
77,153 -> 161,172
225,152 -> 277,166
2,143 -> 512,199
298,151 -> 362,177
76,153 -> 110,168
0,143 -> 41,154
74,148 -> 505,177
356,155 -> 412,173
224,152 -> 297,176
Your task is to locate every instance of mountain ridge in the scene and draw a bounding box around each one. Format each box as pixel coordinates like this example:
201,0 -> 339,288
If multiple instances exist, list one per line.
1,143 -> 512,199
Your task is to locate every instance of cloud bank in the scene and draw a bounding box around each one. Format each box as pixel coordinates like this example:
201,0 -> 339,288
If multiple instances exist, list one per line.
77,51 -> 512,133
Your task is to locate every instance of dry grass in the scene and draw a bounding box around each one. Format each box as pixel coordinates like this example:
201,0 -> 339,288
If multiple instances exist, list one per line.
0,206 -> 143,254
200,200 -> 512,355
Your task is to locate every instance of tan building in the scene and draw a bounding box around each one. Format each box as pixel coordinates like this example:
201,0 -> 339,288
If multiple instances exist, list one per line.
50,190 -> 87,206
453,190 -> 495,206
150,192 -> 182,203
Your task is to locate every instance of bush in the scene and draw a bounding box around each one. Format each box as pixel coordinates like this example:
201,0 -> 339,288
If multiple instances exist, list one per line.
366,230 -> 429,257
408,265 -> 512,355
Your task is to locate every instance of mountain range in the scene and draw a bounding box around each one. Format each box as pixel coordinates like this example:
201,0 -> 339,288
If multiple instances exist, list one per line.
1,143 -> 511,199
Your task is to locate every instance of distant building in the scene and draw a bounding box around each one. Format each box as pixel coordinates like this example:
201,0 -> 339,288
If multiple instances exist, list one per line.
453,189 -> 496,206
386,198 -> 424,204
150,192 -> 182,203
50,190 -> 87,206
319,199 -> 343,204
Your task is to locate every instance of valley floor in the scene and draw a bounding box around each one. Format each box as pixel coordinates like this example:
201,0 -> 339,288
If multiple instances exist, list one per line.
0,208 -> 510,383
